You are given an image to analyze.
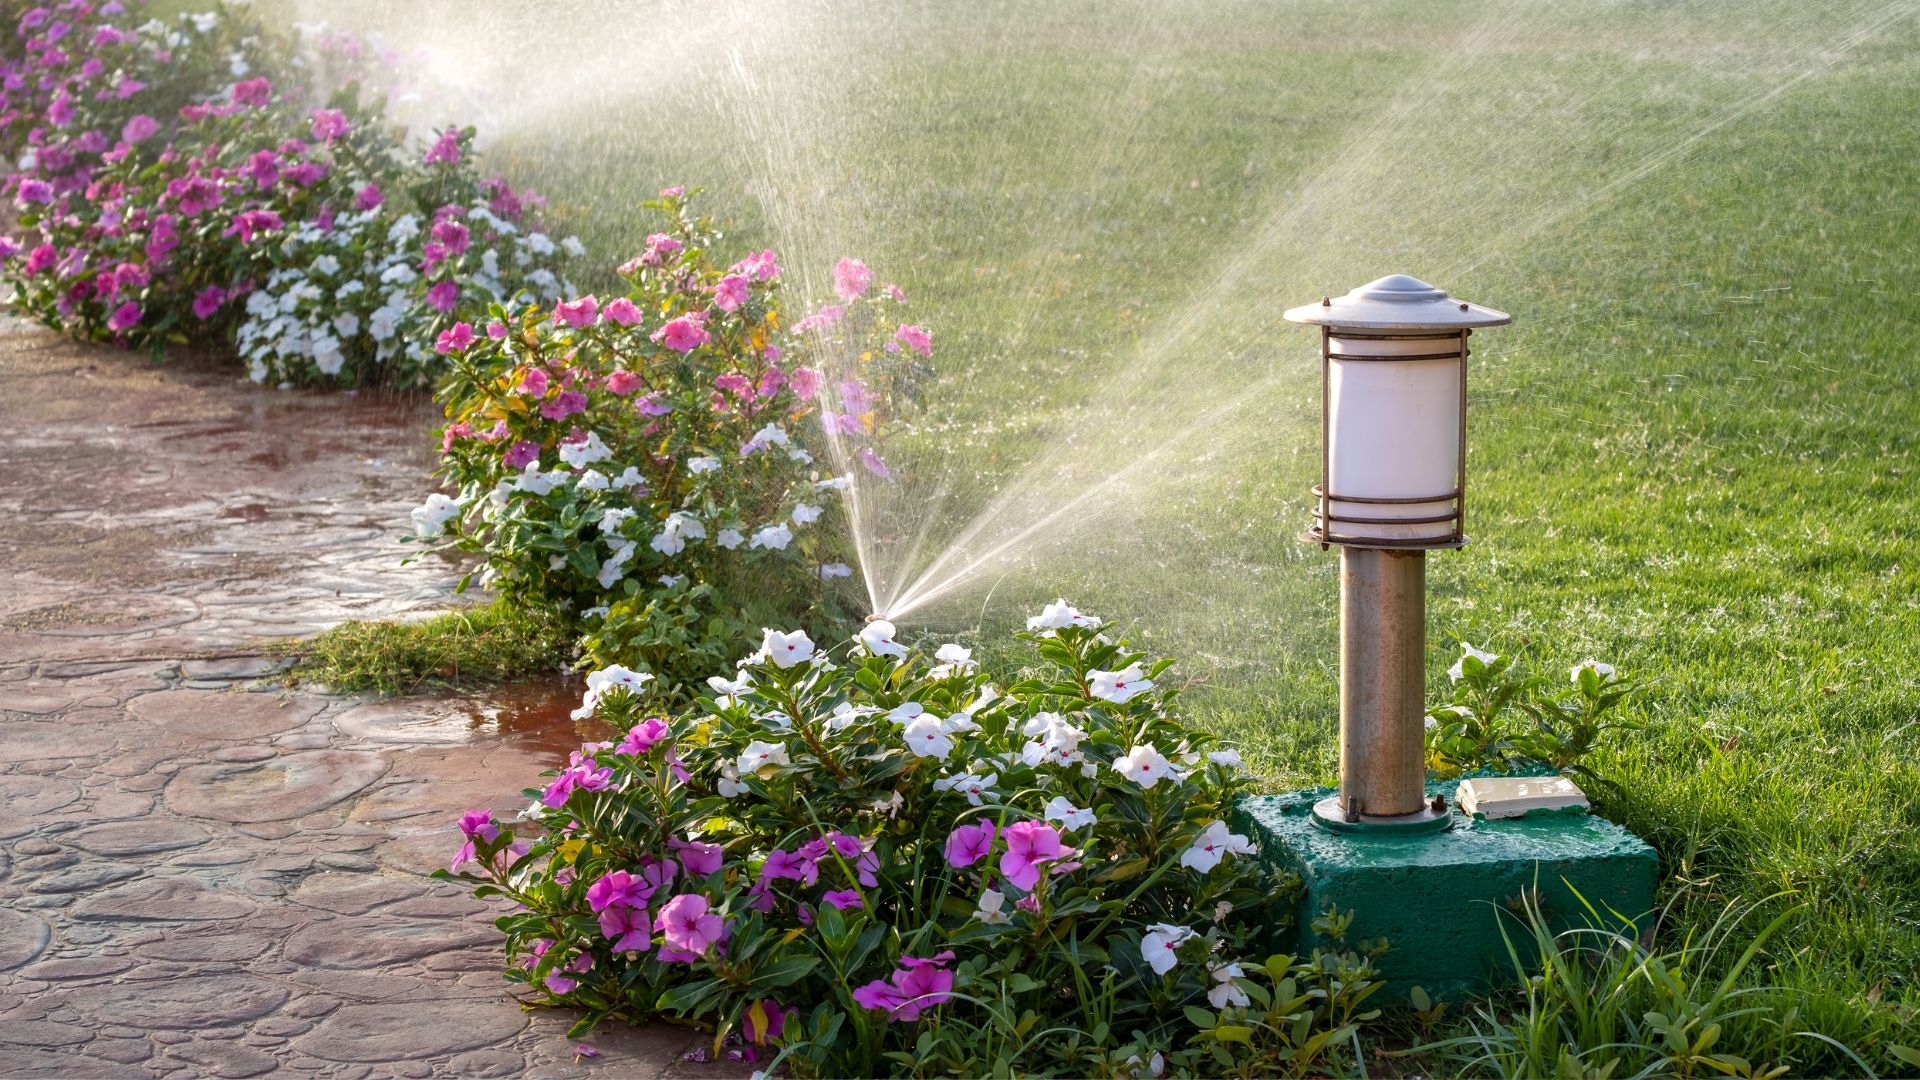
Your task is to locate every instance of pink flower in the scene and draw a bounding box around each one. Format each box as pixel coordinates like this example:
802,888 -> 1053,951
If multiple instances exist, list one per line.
893,324 -> 932,358
602,297 -> 641,326
191,285 -> 226,320
106,301 -> 141,333
652,313 -> 709,353
486,321 -> 509,339
999,821 -> 1066,892
884,283 -> 907,302
731,248 -> 781,282
586,870 -> 646,912
659,185 -> 685,197
944,820 -> 996,869
502,440 -> 540,470
221,208 -> 283,244
656,894 -> 727,955
25,245 -> 56,275
423,128 -> 462,164
742,1000 -> 787,1046
714,372 -> 752,398
246,150 -> 279,190
759,848 -> 815,886
604,370 -> 642,397
636,394 -> 672,417
427,280 -> 459,313
854,954 -> 956,1022
858,447 -> 891,479
431,218 -> 471,255
713,274 -> 749,313
283,162 -> 328,189
757,367 -> 785,397
833,257 -> 873,300
15,179 -> 53,205
519,368 -> 549,396
553,295 -> 598,328
788,367 -> 823,401
822,889 -> 863,911
677,841 -> 723,879
597,904 -> 649,951
310,108 -> 351,141
355,183 -> 383,211
435,322 -> 476,354
120,114 -> 158,143
231,77 -> 272,107
616,718 -> 670,754
791,305 -> 844,334
541,390 -> 587,421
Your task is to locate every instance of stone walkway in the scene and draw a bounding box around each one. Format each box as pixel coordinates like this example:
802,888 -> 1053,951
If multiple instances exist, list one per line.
0,320 -> 732,1078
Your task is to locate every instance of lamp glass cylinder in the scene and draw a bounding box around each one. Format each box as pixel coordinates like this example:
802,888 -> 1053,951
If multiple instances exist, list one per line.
1326,333 -> 1463,543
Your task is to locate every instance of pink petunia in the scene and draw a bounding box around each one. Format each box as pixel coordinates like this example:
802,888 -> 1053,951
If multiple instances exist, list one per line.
656,894 -> 727,955
602,297 -> 641,326
435,322 -> 476,355
944,820 -> 996,869
603,370 -> 641,397
553,295 -> 598,328
833,257 -> 873,300
712,274 -> 749,313
893,323 -> 932,358
652,313 -> 709,353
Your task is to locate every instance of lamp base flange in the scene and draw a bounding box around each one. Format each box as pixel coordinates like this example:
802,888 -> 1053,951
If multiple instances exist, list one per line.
1308,795 -> 1452,835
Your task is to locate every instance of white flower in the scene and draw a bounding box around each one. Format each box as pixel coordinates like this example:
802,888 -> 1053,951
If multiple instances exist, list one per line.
1043,796 -> 1097,831
558,431 -> 612,468
742,424 -> 791,455
659,574 -> 685,588
717,764 -> 748,798
749,523 -> 793,550
857,619 -> 908,660
409,493 -> 461,537
760,629 -> 815,669
716,528 -> 744,550
1448,643 -> 1499,681
817,562 -> 853,580
513,462 -> 566,496
561,235 -> 586,257
1140,924 -> 1194,976
368,306 -> 401,342
570,665 -> 654,721
1021,712 -> 1088,768
190,11 -> 218,32
815,475 -> 852,491
1571,660 -> 1616,683
1208,963 -> 1250,1009
388,214 -> 421,243
331,312 -> 360,340
687,456 -> 720,475
576,470 -> 610,492
1026,599 -> 1101,634
902,715 -> 954,760
612,466 -> 645,490
826,701 -> 877,731
335,280 -> 366,299
1180,820 -> 1254,873
886,702 -> 925,725
650,511 -> 707,556
597,539 -> 635,588
1206,749 -> 1244,769
379,262 -> 418,285
932,771 -> 997,806
598,507 -> 636,534
973,888 -> 1010,925
581,606 -> 610,620
1114,744 -> 1178,789
940,713 -> 981,735
791,503 -> 822,525
1088,664 -> 1153,704
736,740 -> 790,777
525,232 -> 557,256
934,644 -> 975,670
310,334 -> 345,375
311,254 -> 341,277
708,672 -> 753,697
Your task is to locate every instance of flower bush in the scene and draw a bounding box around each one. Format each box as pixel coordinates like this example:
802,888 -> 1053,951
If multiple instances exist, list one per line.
441,605 -> 1311,1077
0,1 -> 577,385
1424,643 -> 1639,785
415,191 -> 927,689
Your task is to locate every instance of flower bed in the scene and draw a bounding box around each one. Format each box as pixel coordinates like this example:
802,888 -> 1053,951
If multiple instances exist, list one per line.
0,1 -> 577,386
441,605 -> 1340,1076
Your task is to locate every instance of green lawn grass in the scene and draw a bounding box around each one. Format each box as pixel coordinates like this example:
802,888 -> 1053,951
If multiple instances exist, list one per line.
288,0 -> 1920,1067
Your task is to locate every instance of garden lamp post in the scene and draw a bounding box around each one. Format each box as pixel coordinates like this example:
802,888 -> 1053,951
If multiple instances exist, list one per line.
1284,275 -> 1509,833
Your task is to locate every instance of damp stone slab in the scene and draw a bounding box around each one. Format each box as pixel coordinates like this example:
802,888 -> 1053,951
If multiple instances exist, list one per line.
1232,785 -> 1657,1001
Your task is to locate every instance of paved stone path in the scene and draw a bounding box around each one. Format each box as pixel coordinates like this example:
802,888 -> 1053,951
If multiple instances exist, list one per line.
0,320 -> 733,1077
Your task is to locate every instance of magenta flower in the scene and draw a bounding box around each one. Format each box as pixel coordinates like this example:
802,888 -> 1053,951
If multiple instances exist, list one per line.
310,108 -> 351,141
355,183 -> 383,211
713,274 -> 749,313
656,893 -> 727,955
231,77 -> 272,106
431,218 -> 471,255
616,718 -> 671,755
893,324 -> 932,358
731,248 -> 781,282
652,313 -> 709,353
858,446 -> 892,479
427,280 -> 459,314
423,128 -> 462,165
283,162 -> 328,189
822,889 -> 863,911
944,820 -> 996,869
518,368 -> 549,397
553,295 -> 598,328
486,321 -> 509,339
106,301 -> 141,333
759,848 -> 816,886
659,185 -> 686,198
15,179 -> 54,206
604,370 -> 641,397
540,390 -> 588,422
586,869 -> 646,912
502,440 -> 540,470
221,209 -> 283,244
714,372 -> 752,398
24,245 -> 56,275
602,297 -> 641,326
677,840 -> 723,879
833,257 -> 873,300
435,322 -> 476,355
854,953 -> 957,1022
742,1000 -> 787,1046
852,979 -> 904,1015
121,114 -> 158,143
999,821 -> 1066,892
636,394 -> 672,417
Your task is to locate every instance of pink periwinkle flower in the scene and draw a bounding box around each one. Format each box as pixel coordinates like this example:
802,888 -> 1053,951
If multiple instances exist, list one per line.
790,305 -> 844,334
431,218 -> 470,255
712,274 -> 749,313
423,128 -> 462,165
222,208 -> 283,245
676,840 -> 723,879
637,233 -> 682,268
283,162 -> 328,189
999,820 -> 1068,892
893,324 -> 932,358
553,295 -> 598,328
24,245 -> 56,275
636,394 -> 672,417
822,889 -> 863,911
518,368 -> 549,397
853,952 -> 956,1022
486,321 -> 508,339
106,301 -> 141,333
833,257 -> 873,300
355,182 -> 383,211
586,869 -> 647,913
714,372 -> 752,398
231,77 -> 272,107
597,905 -> 650,952
788,366 -> 823,401
659,185 -> 685,198
435,322 -> 476,355
759,848 -> 816,887
652,313 -> 709,353
884,283 -> 907,302
656,894 -> 727,955
310,108 -> 351,141
616,717 -> 670,755
541,390 -> 588,422
427,280 -> 459,314
120,114 -> 158,143
742,1000 -> 787,1046
15,178 -> 53,205
502,440 -> 539,470
603,369 -> 641,397
191,285 -> 227,320
858,446 -> 891,479
602,297 -> 641,326
731,248 -> 781,282
944,820 -> 996,869
541,761 -> 611,809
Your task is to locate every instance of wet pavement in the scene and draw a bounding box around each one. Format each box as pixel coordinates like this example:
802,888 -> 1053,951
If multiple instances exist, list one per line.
0,320 -> 730,1078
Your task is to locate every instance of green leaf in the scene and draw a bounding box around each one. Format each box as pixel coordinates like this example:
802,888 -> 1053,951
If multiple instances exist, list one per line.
1212,1025 -> 1255,1044
749,954 -> 820,990
1183,1006 -> 1217,1030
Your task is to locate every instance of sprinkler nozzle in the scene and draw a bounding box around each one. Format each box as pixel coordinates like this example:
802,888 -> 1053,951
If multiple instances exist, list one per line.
865,612 -> 889,624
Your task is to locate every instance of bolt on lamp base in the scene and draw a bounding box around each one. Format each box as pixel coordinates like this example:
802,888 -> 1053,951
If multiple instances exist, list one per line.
1309,795 -> 1453,836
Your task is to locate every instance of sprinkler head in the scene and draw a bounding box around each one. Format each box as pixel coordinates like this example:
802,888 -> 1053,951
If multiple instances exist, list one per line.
865,612 -> 889,624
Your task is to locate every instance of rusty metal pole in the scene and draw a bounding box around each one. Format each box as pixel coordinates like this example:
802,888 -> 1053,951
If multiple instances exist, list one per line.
1338,547 -> 1428,817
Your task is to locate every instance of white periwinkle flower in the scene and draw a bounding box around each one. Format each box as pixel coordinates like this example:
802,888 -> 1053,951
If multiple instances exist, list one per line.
1027,598 -> 1100,634
1571,659 -> 1616,683
932,771 -> 997,806
409,493 -> 461,537
857,619 -> 907,660
902,715 -> 954,760
791,503 -> 822,525
1448,642 -> 1499,682
687,455 -> 720,474
1088,663 -> 1154,704
716,528 -> 745,550
817,562 -> 853,580
1180,820 -> 1254,873
736,739 -> 790,777
650,511 -> 706,556
1208,963 -> 1250,1009
1114,744 -> 1178,789
1043,795 -> 1097,831
1140,924 -> 1195,976
760,629 -> 815,669
570,665 -> 653,721
749,523 -> 793,550
973,888 -> 1010,926
558,431 -> 612,468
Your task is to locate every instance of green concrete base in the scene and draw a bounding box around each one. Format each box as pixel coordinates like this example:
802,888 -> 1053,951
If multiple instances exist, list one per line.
1231,785 -> 1658,1002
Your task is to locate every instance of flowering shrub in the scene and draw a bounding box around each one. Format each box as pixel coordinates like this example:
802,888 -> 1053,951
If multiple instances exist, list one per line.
441,605 -> 1303,1077
416,191 -> 925,688
0,1 -> 577,385
1425,643 -> 1639,785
